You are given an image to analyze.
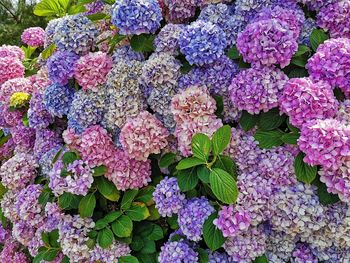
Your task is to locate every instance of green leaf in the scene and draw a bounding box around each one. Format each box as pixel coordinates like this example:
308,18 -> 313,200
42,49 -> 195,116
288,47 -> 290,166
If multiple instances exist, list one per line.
48,230 -> 59,248
125,203 -> 150,221
312,176 -> 340,205
192,133 -> 211,161
104,211 -> 122,223
294,152 -> 317,184
177,168 -> 199,192
258,108 -> 286,131
240,111 -> 259,132
108,34 -> 127,54
87,12 -> 107,21
42,248 -> 59,261
176,157 -> 206,170
130,34 -> 155,52
213,155 -> 237,179
288,68 -> 308,78
148,224 -> 164,241
95,176 -> 120,201
61,256 -> 70,263
281,133 -> 300,145
121,190 -> 139,210
79,193 -> 96,218
68,4 -> 86,14
167,216 -> 179,230
213,95 -> 224,117
140,240 -> 156,254
210,168 -> 238,204
254,130 -> 284,149
135,186 -> 154,203
203,213 -> 225,251
147,205 -> 161,221
159,153 -> 177,168
93,165 -> 108,176
0,183 -> 7,199
294,45 -> 310,57
41,232 -> 50,246
291,55 -> 308,67
34,0 -> 66,16
21,46 -> 37,58
118,256 -> 140,263
77,0 -> 94,4
62,151 -> 79,166
0,134 -> 11,147
227,45 -> 241,60
198,248 -> 209,263
253,255 -> 269,263
58,192 -> 81,210
111,215 -> 133,237
94,218 -> 109,230
197,165 -> 210,183
131,235 -> 144,251
310,29 -> 329,52
41,43 -> 56,59
287,119 -> 300,133
97,227 -> 114,249
212,125 -> 232,155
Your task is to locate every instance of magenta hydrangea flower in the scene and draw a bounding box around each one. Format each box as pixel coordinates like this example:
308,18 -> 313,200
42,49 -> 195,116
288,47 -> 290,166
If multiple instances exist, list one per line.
74,52 -> 113,91
107,149 -> 152,191
0,57 -> 25,84
120,111 -> 169,161
0,241 -> 29,263
0,45 -> 25,60
237,18 -> 298,68
21,27 -> 45,47
178,197 -> 215,241
279,78 -> 339,128
0,153 -> 38,191
10,123 -> 36,152
153,176 -> 186,217
49,160 -> 94,196
230,66 -> 288,114
214,206 -> 251,238
317,0 -> 350,38
224,226 -> 267,263
179,21 -> 227,66
307,38 -> 350,94
298,118 -> 350,169
15,184 -> 43,227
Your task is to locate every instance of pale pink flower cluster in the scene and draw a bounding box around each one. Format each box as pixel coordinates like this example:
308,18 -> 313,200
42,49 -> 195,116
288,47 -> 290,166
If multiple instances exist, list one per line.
74,52 -> 113,91
0,77 -> 32,105
0,57 -> 25,84
120,111 -> 169,161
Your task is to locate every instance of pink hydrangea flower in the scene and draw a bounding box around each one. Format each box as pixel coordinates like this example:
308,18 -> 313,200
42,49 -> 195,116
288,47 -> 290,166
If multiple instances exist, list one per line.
0,57 -> 25,84
0,45 -> 25,60
0,77 -> 32,105
21,27 -> 45,47
298,118 -> 350,169
279,78 -> 339,128
120,111 -> 169,161
74,52 -> 113,91
214,206 -> 251,238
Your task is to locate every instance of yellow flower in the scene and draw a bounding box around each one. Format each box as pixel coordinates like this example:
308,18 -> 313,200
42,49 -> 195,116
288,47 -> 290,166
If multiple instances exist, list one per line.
9,92 -> 30,108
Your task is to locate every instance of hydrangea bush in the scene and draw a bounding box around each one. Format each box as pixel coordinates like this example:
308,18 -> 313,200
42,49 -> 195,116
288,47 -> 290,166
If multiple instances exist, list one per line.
0,0 -> 350,262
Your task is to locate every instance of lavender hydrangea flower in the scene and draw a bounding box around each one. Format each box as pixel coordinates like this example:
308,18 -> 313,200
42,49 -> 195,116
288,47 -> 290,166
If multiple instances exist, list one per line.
164,0 -> 197,23
43,83 -> 75,117
153,177 -> 186,217
47,51 -> 79,85
111,0 -> 162,35
229,66 -> 288,114
34,128 -> 63,160
178,197 -> 214,241
292,243 -> 318,263
237,18 -> 298,68
158,239 -> 198,263
179,21 -> 227,66
44,18 -> 61,47
54,14 -> 98,55
90,241 -> 131,262
85,0 -> 104,15
208,251 -> 235,263
28,92 -> 55,129
154,24 -> 184,55
112,45 -> 145,63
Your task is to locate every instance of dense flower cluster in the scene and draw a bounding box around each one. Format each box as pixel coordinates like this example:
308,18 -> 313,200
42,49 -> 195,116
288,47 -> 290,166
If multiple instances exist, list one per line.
2,0 -> 350,262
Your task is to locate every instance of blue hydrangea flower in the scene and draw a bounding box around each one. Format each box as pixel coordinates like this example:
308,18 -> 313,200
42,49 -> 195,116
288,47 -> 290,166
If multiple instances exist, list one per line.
111,0 -> 162,35
158,239 -> 198,263
43,83 -> 75,117
178,197 -> 215,241
47,51 -> 79,85
179,21 -> 227,66
112,45 -> 145,63
68,89 -> 106,134
298,18 -> 317,47
54,14 -> 98,55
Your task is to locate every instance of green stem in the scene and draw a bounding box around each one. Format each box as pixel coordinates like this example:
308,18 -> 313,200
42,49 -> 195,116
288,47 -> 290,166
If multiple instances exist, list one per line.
206,155 -> 217,170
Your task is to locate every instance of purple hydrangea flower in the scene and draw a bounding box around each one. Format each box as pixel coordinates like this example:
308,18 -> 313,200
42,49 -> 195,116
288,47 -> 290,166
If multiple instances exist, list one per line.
307,38 -> 350,95
28,91 -> 55,129
292,243 -> 318,263
164,0 -> 197,23
179,21 -> 227,66
112,45 -> 145,63
208,251 -> 235,263
54,14 -> 98,55
178,197 -> 214,241
158,239 -> 198,263
33,129 -> 62,160
47,51 -> 79,85
153,176 -> 186,217
44,83 -> 75,117
279,78 -> 339,128
229,66 -> 288,114
111,0 -> 162,35
10,123 -> 35,152
237,18 -> 298,68
85,0 -> 104,15
154,24 -> 185,55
